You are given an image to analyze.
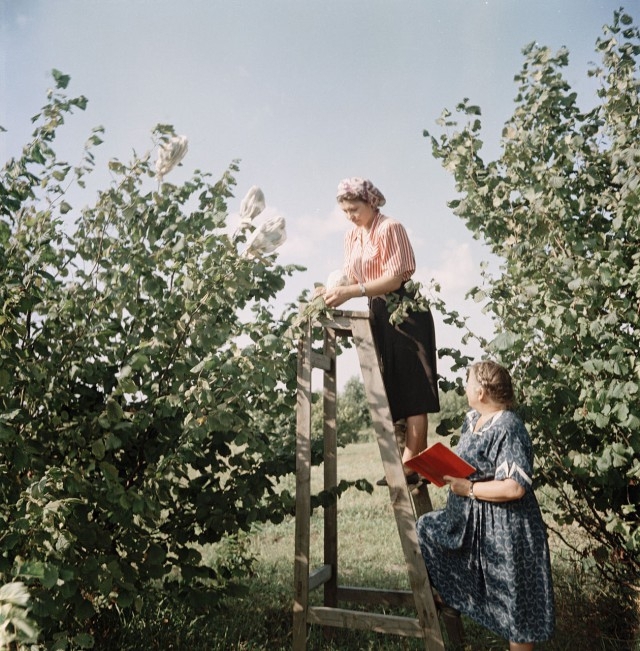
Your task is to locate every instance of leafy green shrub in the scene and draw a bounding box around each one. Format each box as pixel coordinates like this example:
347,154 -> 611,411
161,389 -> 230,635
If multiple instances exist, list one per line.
424,10 -> 640,584
337,377 -> 373,444
0,71 -> 304,647
311,377 -> 373,446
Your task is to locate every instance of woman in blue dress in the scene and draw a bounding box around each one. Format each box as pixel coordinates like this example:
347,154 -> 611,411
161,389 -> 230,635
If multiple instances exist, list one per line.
416,361 -> 555,651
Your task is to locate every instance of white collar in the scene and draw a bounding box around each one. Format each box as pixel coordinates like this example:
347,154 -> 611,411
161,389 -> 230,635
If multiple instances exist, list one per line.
471,409 -> 504,434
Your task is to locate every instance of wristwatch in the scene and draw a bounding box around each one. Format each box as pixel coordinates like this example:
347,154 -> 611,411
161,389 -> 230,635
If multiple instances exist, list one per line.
359,282 -> 366,296
468,482 -> 476,500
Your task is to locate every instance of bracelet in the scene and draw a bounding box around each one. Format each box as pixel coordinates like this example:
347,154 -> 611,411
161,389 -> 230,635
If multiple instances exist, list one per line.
359,282 -> 366,296
468,482 -> 476,500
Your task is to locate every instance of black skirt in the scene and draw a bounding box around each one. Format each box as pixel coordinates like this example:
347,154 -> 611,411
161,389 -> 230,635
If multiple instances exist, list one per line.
369,286 -> 440,422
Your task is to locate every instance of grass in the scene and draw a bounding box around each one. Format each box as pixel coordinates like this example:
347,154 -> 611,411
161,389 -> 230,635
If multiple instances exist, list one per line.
97,440 -> 639,651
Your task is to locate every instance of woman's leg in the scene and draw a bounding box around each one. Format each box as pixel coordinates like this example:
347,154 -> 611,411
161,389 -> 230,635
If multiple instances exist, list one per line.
402,413 -> 428,466
509,643 -> 534,651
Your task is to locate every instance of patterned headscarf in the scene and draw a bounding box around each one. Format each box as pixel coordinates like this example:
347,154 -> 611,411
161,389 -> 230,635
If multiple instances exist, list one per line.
336,177 -> 386,209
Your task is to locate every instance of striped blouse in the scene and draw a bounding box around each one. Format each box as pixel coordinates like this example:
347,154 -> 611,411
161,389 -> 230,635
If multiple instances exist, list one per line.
343,212 -> 416,285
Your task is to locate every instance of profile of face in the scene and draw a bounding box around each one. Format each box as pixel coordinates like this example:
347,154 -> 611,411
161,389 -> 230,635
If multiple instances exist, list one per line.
340,199 -> 377,230
465,367 -> 482,409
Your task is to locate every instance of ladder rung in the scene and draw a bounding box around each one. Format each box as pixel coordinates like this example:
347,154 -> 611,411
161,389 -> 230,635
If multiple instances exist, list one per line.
310,351 -> 332,371
336,585 -> 414,608
308,564 -> 332,591
308,606 -> 430,639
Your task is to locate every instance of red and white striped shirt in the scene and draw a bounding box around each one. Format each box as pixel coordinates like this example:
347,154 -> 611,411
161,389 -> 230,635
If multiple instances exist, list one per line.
343,212 -> 416,284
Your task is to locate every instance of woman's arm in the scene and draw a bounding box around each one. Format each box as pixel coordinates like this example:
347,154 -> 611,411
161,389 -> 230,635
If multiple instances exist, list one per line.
444,475 -> 526,502
324,274 -> 403,308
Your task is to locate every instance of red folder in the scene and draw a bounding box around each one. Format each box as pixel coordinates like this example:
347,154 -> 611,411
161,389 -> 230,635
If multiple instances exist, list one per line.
404,442 -> 476,487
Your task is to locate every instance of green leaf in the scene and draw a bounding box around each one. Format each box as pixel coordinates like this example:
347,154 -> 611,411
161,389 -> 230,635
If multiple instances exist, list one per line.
71,633 -> 94,649
91,439 -> 105,460
488,330 -> 518,351
42,564 -> 60,589
52,68 -> 71,89
106,399 -> 123,421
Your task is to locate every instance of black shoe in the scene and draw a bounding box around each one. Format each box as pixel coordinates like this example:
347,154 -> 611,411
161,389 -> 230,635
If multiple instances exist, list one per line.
376,472 -> 421,487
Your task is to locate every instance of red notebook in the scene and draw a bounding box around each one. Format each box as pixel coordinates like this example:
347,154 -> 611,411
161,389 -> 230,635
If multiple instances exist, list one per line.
404,442 -> 476,488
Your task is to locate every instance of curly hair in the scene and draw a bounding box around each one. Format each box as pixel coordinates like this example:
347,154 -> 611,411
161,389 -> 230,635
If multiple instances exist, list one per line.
471,360 -> 515,409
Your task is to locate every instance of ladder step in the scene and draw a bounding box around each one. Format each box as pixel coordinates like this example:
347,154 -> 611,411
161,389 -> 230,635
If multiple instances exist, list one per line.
309,564 -> 332,591
310,351 -> 332,371
336,586 -> 414,608
308,606 -> 429,639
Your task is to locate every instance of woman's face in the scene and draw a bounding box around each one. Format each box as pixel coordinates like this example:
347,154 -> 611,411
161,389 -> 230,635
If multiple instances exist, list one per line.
340,199 -> 376,230
465,367 -> 482,409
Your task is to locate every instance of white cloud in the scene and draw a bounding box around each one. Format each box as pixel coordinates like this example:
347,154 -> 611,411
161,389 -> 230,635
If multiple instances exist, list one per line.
275,206 -> 348,286
414,239 -> 497,374
415,240 -> 477,294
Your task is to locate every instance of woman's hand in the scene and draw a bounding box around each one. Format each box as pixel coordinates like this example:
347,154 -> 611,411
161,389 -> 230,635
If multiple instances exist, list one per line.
324,285 -> 355,308
444,476 -> 472,497
321,274 -> 405,308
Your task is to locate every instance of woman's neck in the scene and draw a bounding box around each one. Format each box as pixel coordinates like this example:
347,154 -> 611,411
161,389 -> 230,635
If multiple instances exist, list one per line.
477,405 -> 504,417
362,209 -> 380,233
473,405 -> 505,431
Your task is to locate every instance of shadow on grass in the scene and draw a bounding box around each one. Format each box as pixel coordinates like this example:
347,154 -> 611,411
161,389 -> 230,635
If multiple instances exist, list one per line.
89,561 -> 639,651
88,440 -> 638,651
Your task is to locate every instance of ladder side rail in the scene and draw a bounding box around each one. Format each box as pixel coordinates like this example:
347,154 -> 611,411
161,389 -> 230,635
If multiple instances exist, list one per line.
350,318 -> 444,651
293,324 -> 313,651
322,328 -> 338,610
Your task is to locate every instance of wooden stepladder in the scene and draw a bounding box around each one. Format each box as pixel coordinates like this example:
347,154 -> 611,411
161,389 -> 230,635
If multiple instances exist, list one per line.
293,310 -> 461,651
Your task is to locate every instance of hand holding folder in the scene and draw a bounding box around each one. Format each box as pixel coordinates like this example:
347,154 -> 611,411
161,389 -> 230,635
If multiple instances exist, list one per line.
404,442 -> 476,488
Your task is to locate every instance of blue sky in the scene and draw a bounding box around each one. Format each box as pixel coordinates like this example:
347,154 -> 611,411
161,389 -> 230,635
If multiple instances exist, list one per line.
0,0 -> 627,386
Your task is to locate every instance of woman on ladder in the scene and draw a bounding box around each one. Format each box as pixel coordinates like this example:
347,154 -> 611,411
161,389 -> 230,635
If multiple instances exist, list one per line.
319,177 -> 440,485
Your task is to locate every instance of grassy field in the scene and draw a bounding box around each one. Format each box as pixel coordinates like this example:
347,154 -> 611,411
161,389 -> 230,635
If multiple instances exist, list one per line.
103,440 -> 639,650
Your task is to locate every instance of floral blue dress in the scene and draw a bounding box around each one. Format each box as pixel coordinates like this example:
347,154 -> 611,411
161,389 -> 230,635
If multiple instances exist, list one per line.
416,410 -> 555,644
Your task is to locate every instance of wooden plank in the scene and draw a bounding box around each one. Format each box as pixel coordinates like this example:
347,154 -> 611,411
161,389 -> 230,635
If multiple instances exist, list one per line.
323,329 -> 338,610
337,586 -> 415,608
411,481 -> 434,518
440,607 -> 466,646
331,309 -> 370,318
351,318 -> 444,651
293,323 -> 313,651
308,607 -> 444,644
338,587 -> 464,646
310,350 -> 332,371
314,317 -> 353,332
312,310 -> 371,333
309,565 -> 332,592
314,310 -> 363,332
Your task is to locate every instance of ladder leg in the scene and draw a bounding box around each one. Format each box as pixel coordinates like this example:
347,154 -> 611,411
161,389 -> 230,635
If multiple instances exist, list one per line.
323,329 -> 338,643
351,318 -> 444,651
293,328 -> 313,651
